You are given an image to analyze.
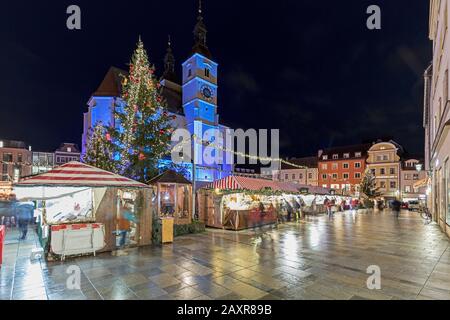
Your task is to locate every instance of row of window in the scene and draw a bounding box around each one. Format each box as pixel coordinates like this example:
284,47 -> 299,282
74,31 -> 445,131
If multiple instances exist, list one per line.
187,68 -> 211,78
1,165 -> 21,182
403,173 -> 420,180
56,156 -> 79,164
322,152 -> 362,161
377,181 -> 397,189
322,172 -> 361,180
1,153 -> 28,163
375,155 -> 390,161
370,168 -> 397,176
282,172 -> 314,180
321,162 -> 361,170
322,184 -> 360,191
404,186 -> 419,193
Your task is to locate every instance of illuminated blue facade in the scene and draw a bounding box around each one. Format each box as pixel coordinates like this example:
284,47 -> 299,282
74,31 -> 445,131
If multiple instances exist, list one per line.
82,6 -> 233,184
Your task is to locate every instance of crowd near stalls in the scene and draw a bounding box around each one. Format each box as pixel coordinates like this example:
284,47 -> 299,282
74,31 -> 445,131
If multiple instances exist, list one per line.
197,175 -> 350,230
13,162 -> 153,260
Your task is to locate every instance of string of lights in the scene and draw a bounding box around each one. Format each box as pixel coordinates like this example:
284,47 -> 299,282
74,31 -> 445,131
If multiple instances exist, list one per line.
170,136 -> 309,169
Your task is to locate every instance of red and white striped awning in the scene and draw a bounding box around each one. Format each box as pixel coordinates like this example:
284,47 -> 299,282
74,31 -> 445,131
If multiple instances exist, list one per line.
206,175 -> 332,195
16,161 -> 149,188
206,176 -> 295,192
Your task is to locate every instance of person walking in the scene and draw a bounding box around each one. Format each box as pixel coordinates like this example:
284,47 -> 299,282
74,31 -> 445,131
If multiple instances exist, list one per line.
326,199 -> 333,219
17,202 -> 33,240
392,198 -> 401,218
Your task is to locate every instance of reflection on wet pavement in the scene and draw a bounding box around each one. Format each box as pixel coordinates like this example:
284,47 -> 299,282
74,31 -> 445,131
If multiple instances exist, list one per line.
1,209 -> 450,300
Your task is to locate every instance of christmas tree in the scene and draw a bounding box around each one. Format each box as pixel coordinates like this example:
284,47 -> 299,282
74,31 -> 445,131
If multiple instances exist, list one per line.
110,38 -> 174,183
83,121 -> 116,172
360,169 -> 381,199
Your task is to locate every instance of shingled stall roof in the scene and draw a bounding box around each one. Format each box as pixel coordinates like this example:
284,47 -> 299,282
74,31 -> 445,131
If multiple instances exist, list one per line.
148,170 -> 192,185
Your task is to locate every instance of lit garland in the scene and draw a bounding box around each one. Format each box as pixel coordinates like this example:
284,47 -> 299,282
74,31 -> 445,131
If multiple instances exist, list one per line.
171,136 -> 309,169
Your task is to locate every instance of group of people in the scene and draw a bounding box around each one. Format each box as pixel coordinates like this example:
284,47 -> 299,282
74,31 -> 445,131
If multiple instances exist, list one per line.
324,198 -> 351,218
0,201 -> 34,240
276,200 -> 303,224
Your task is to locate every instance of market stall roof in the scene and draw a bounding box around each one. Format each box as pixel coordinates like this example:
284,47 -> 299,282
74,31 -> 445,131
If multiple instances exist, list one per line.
148,170 -> 192,185
16,161 -> 149,188
206,175 -> 332,195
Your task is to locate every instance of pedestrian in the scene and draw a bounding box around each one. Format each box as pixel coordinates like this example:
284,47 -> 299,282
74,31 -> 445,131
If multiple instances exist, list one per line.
392,198 -> 401,218
326,199 -> 333,219
17,202 -> 33,240
340,199 -> 346,212
117,203 -> 134,247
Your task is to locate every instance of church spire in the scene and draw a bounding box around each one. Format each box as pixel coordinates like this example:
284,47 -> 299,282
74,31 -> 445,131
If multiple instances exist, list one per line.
162,35 -> 177,83
192,0 -> 212,59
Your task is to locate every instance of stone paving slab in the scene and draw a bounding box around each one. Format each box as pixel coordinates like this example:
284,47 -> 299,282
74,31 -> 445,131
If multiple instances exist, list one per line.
1,210 -> 450,300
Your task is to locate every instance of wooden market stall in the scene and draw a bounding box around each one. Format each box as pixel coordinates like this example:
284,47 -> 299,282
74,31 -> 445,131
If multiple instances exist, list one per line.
14,162 -> 154,259
148,170 -> 192,225
198,175 -> 336,230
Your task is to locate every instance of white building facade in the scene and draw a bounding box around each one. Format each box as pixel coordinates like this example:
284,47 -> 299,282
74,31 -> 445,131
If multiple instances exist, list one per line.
426,0 -> 450,236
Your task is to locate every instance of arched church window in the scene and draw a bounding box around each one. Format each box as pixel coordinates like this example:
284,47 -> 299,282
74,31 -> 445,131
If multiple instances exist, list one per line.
204,68 -> 210,77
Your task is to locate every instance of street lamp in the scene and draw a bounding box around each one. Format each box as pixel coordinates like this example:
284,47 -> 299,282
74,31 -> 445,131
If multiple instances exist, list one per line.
415,163 -> 423,173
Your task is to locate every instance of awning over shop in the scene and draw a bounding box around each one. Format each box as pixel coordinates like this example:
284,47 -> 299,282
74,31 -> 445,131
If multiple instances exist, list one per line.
16,161 -> 149,188
413,178 -> 428,189
206,175 -> 332,195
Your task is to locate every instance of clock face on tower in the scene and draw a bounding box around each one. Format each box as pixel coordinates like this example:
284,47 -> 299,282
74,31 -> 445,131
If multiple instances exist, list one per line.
200,84 -> 214,101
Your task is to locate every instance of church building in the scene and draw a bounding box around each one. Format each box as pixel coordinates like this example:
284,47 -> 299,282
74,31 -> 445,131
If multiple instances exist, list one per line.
82,3 -> 233,185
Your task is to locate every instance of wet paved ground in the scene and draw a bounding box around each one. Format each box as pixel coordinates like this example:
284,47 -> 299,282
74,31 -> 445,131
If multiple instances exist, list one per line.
1,209 -> 450,300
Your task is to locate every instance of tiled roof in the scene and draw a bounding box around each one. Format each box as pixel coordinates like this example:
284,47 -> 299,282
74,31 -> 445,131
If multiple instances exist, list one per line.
281,156 -> 318,169
320,143 -> 372,160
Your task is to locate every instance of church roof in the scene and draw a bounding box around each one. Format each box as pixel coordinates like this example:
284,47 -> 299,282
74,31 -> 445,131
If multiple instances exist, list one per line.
92,66 -> 182,115
93,67 -> 125,97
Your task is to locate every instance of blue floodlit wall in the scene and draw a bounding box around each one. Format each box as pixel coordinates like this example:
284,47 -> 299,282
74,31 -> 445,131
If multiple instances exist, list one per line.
83,52 -> 232,183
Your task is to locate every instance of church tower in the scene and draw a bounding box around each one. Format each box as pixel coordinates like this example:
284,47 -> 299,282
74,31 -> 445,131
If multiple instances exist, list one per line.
182,1 -> 223,182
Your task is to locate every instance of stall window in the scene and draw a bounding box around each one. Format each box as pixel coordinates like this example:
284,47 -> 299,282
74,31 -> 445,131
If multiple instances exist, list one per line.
160,183 -> 176,216
177,185 -> 190,219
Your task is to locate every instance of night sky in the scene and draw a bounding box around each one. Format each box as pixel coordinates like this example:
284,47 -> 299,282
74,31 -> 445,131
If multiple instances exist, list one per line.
0,0 -> 430,157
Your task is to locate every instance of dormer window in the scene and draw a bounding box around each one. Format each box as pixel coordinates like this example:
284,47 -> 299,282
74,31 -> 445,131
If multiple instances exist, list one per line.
332,154 -> 338,159
355,152 -> 361,157
323,155 -> 328,160
343,153 -> 350,158
67,147 -> 72,153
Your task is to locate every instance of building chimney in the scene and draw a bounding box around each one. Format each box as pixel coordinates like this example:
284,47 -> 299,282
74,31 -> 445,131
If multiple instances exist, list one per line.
318,149 -> 323,157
